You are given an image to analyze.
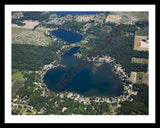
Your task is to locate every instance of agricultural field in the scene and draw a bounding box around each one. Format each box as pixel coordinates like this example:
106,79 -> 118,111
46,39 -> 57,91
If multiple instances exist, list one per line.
133,35 -> 149,51
136,72 -> 149,85
130,72 -> 149,85
130,72 -> 137,83
131,57 -> 148,64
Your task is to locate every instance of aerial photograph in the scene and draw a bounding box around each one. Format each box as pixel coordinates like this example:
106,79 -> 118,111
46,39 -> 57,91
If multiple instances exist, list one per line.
11,11 -> 149,115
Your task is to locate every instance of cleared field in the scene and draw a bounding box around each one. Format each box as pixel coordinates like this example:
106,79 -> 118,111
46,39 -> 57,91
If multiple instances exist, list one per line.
142,73 -> 149,85
12,69 -> 26,96
136,72 -> 149,85
12,20 -> 39,29
105,14 -> 122,24
12,71 -> 25,82
12,27 -> 30,34
76,15 -> 95,22
12,27 -> 51,46
130,71 -> 149,85
134,35 -> 149,51
130,72 -> 137,83
131,57 -> 148,64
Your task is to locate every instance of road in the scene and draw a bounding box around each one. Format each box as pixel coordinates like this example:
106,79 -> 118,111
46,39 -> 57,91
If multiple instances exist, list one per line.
12,103 -> 33,109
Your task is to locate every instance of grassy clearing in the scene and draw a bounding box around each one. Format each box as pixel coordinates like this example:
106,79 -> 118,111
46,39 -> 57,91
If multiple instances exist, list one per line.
12,70 -> 30,97
12,70 -> 26,82
12,27 -> 31,34
88,34 -> 96,39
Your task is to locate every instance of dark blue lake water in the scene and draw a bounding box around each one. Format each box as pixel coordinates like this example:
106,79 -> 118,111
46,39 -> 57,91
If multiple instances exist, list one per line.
43,46 -> 123,97
62,46 -> 81,56
51,29 -> 83,43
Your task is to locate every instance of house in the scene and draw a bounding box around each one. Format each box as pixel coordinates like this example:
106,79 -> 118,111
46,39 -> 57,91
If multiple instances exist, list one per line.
62,107 -> 67,112
38,107 -> 46,114
13,98 -> 17,102
60,94 -> 64,98
67,93 -> 73,98
132,91 -> 138,95
106,98 -> 111,103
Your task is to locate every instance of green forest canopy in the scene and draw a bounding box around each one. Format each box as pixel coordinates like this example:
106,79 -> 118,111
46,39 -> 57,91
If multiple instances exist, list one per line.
12,42 -> 62,71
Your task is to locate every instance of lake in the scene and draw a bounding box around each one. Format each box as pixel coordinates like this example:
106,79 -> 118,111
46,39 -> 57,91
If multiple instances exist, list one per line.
43,46 -> 123,97
51,29 -> 83,43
